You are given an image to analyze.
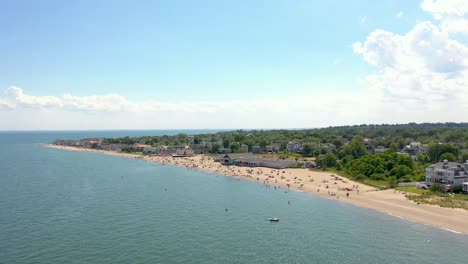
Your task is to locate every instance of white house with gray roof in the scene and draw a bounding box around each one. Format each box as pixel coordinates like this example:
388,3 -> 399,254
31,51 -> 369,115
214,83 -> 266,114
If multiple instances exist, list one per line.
425,160 -> 468,189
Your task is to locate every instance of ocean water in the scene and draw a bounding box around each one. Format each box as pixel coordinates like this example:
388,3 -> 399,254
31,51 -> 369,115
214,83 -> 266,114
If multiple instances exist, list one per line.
1,131 -> 468,264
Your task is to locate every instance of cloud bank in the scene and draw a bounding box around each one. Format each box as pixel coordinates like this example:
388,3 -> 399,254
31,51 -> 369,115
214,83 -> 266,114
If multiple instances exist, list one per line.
353,0 -> 468,114
0,86 -> 371,129
422,0 -> 468,33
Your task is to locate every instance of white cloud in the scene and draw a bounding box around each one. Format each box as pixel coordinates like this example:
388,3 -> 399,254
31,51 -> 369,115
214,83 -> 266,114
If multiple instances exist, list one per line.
0,86 -> 367,114
0,86 -> 375,129
3,86 -> 226,113
421,0 -> 468,33
6,86 -> 64,108
0,98 -> 14,110
396,11 -> 404,18
354,0 -> 468,119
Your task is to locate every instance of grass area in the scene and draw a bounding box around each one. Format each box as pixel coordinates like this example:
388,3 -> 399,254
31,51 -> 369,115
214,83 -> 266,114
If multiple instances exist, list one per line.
361,179 -> 390,189
450,194 -> 468,201
316,168 -> 390,189
396,186 -> 468,210
406,194 -> 468,210
396,186 -> 427,195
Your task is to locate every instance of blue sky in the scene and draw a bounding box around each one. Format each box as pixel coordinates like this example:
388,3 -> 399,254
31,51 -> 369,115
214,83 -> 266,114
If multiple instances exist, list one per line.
0,0 -> 467,129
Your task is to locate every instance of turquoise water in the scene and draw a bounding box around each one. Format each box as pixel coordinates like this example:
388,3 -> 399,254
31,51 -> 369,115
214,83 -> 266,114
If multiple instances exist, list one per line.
1,131 -> 468,263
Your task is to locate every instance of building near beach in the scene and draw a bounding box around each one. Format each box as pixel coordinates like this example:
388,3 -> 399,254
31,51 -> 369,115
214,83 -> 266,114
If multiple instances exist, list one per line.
173,146 -> 194,157
403,142 -> 428,156
215,153 -> 296,169
286,142 -> 302,153
463,182 -> 468,193
425,160 -> 468,189
239,144 -> 249,153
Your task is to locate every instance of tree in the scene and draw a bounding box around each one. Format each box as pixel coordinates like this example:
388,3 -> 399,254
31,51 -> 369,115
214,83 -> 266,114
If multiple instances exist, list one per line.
429,183 -> 445,193
452,185 -> 463,193
390,165 -> 413,179
193,136 -> 202,144
223,138 -> 231,148
335,160 -> 343,171
389,143 -> 399,152
332,138 -> 343,148
316,154 -> 337,169
230,142 -> 240,153
234,134 -> 246,142
177,133 -> 189,144
259,139 -> 268,148
461,152 -> 468,162
388,177 -> 398,188
324,153 -> 337,168
302,144 -> 313,157
439,152 -> 457,162
211,143 -> 220,153
427,143 -> 459,162
342,136 -> 368,159
416,153 -> 430,163
320,147 -> 328,155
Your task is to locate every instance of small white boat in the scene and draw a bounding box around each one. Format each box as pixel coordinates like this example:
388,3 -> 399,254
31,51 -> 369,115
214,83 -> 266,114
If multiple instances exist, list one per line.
269,217 -> 280,222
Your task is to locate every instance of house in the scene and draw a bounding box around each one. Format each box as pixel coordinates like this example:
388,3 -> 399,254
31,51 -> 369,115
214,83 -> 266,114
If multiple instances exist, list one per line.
264,143 -> 282,153
218,153 -> 255,165
374,146 -> 388,154
425,160 -> 468,189
132,144 -> 152,152
216,153 -> 296,169
187,135 -> 194,144
421,144 -> 429,153
173,146 -> 194,157
286,142 -> 302,153
317,143 -> 336,153
101,143 -> 133,152
192,143 -> 211,154
266,145 -> 274,154
239,144 -> 249,153
403,142 -> 427,156
252,145 -> 262,154
272,143 -> 282,152
152,146 -> 172,155
218,147 -> 231,154
463,182 -> 468,193
363,138 -> 375,153
75,138 -> 103,149
142,146 -> 158,153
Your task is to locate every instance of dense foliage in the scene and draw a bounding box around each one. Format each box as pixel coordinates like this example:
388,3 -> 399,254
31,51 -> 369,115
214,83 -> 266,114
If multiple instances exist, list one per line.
344,152 -> 414,181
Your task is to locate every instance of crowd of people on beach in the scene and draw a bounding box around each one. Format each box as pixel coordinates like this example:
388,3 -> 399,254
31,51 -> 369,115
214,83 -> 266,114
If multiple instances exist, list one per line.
140,154 -> 363,200
48,145 -> 366,201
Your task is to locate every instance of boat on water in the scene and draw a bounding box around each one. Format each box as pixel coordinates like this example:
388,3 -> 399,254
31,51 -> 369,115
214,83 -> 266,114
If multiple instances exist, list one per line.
269,217 -> 280,222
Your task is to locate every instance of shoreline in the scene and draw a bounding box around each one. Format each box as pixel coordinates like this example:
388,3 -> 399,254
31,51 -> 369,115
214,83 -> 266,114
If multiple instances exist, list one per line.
45,144 -> 468,235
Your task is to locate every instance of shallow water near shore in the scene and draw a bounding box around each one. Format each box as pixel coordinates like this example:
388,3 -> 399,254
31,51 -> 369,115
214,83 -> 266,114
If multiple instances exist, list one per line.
1,131 -> 468,263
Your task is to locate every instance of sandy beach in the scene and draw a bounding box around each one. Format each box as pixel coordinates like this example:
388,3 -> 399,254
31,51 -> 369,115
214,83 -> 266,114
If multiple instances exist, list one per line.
45,144 -> 468,235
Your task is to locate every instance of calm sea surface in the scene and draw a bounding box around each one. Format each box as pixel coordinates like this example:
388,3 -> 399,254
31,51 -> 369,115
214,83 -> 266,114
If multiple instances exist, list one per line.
1,131 -> 468,264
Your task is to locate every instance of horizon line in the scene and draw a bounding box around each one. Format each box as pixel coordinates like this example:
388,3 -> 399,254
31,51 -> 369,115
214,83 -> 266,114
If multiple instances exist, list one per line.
1,122 -> 467,132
